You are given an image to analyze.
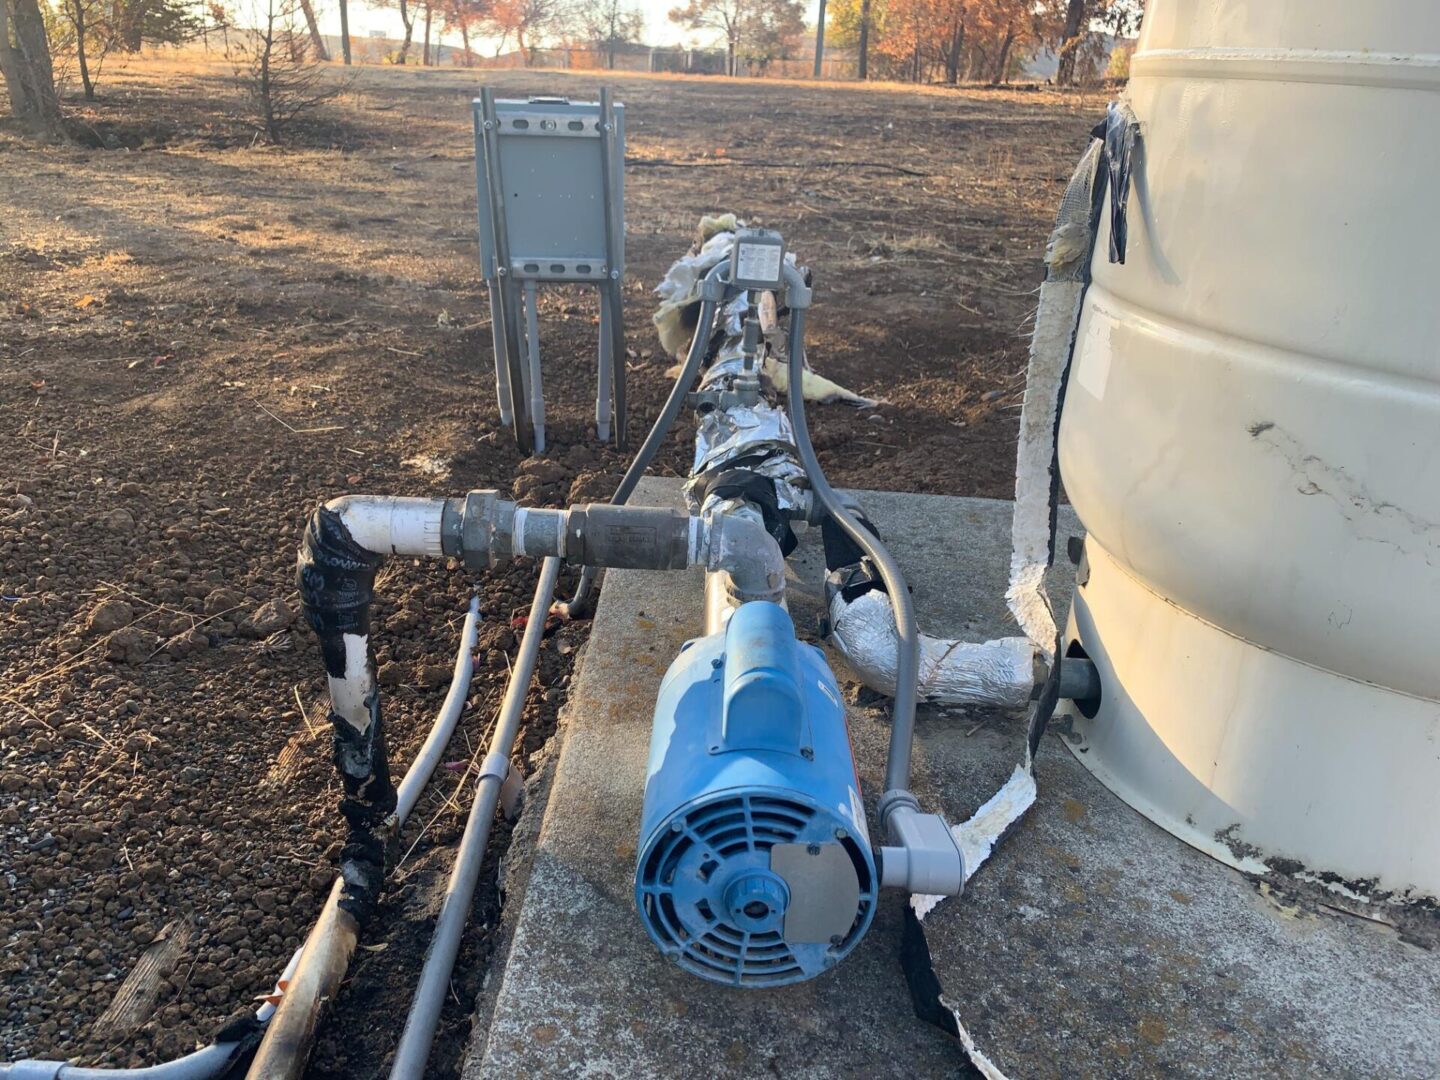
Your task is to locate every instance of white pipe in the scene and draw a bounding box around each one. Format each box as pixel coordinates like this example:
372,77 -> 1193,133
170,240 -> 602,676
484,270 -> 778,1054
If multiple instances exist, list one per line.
326,495 -> 446,559
396,598 -> 482,822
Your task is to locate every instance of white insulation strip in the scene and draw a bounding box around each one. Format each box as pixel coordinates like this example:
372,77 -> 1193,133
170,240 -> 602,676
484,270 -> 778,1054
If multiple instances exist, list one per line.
910,765 -> 1037,920
946,1005 -> 1017,1080
327,632 -> 375,735
1004,280 -> 1081,654
909,131 -> 1108,1080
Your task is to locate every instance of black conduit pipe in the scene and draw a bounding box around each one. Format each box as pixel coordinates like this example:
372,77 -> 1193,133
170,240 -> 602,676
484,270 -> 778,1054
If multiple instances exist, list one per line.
295,505 -> 393,920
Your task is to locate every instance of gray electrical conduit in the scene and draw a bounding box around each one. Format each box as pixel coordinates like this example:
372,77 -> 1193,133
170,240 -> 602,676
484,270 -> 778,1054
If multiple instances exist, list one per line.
0,599 -> 485,1080
387,556 -> 562,1079
781,272 -> 921,814
557,262 -> 728,618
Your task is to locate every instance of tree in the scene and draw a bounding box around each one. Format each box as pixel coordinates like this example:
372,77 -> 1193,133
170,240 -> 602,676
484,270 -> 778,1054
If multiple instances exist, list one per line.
483,0 -> 565,61
112,0 -> 202,51
0,0 -> 65,138
573,0 -> 644,69
1047,0 -> 1142,85
738,0 -> 802,71
228,0 -> 341,141
46,0 -> 118,100
856,0 -> 869,76
337,0 -> 349,61
438,0 -> 484,65
875,0 -> 955,81
668,0 -> 803,77
811,0 -> 824,76
367,0 -> 416,61
297,0 -> 329,60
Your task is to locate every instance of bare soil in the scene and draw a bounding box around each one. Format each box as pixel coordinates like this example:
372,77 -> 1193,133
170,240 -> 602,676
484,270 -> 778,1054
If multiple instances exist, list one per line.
0,58 -> 1103,1078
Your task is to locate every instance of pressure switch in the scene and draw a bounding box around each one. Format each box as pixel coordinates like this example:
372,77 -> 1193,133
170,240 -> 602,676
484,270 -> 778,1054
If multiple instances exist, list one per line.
729,228 -> 786,291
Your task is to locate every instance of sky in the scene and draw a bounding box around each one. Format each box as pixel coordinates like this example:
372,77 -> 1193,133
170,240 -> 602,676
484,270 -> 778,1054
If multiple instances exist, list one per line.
312,0 -> 825,54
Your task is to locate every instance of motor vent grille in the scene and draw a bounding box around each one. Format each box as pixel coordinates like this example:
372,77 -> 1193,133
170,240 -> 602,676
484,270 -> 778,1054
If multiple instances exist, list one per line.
639,794 -> 816,986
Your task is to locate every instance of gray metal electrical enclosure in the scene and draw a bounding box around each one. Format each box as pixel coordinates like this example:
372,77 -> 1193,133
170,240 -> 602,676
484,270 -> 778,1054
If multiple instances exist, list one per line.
473,97 -> 625,284
472,91 -> 628,454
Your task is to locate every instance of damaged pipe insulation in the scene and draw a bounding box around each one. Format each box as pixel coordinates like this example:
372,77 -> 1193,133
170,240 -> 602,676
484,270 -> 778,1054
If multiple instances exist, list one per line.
294,501 -> 399,922
387,557 -> 561,1079
0,949 -> 301,1080
246,599 -> 484,1080
558,261 -> 728,618
1,602 -> 483,1080
823,564 -> 1101,710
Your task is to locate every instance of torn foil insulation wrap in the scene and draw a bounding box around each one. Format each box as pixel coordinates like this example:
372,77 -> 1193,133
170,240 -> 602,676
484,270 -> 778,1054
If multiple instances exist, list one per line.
825,585 -> 1036,711
653,215 -> 797,357
1008,102 -> 1133,763
686,400 -> 807,512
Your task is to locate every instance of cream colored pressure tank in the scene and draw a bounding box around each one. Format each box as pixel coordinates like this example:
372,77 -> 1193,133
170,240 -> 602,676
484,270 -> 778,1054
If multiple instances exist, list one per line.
1058,0 -> 1440,900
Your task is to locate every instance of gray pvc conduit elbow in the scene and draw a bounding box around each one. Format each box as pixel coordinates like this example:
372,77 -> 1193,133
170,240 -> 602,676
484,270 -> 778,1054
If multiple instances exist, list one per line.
558,262 -> 729,618
387,557 -> 562,1079
0,601 -> 484,1080
781,269 -> 922,828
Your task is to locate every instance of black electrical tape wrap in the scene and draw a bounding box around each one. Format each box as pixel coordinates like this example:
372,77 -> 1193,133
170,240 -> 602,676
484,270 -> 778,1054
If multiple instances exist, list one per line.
296,505 -> 394,921
820,511 -> 881,572
1093,101 -> 1140,266
212,1011 -> 266,1059
695,468 -> 798,557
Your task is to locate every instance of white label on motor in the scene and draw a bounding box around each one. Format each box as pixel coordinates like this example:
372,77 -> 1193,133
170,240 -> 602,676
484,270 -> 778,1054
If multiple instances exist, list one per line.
735,242 -> 783,285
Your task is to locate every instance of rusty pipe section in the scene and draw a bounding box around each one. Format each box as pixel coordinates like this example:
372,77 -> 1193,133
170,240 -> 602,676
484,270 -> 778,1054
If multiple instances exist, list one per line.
245,880 -> 356,1080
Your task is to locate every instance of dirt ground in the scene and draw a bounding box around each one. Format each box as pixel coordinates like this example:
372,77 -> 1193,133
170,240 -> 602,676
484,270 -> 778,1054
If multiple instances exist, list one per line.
0,58 -> 1104,1078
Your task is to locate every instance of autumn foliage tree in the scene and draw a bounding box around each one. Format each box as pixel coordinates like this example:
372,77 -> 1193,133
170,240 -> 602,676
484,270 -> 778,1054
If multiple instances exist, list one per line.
827,0 -> 1139,83
482,0 -> 566,58
668,0 -> 805,77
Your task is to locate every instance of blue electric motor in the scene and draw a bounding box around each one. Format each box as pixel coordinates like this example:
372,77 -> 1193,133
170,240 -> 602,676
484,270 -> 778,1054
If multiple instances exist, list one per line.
635,601 -> 878,986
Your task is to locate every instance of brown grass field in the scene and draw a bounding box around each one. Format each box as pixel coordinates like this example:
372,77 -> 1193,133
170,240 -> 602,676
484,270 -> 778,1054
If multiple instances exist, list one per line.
0,57 -> 1104,1077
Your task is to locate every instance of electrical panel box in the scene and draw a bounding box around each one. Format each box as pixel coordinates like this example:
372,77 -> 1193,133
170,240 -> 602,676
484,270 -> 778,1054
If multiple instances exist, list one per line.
472,96 -> 625,284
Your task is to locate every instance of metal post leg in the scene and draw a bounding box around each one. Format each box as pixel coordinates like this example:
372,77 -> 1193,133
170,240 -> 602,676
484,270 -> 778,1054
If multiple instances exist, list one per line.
524,279 -> 545,454
479,87 -> 533,454
597,87 -> 628,450
488,280 -> 513,427
606,280 -> 627,449
596,287 -> 612,443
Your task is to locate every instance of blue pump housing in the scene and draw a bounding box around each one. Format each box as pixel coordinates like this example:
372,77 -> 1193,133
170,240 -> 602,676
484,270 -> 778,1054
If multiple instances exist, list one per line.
635,601 -> 878,986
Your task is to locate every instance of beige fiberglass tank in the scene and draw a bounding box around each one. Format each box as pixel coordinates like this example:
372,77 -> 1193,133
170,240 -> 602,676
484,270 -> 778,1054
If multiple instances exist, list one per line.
1057,0 -> 1440,901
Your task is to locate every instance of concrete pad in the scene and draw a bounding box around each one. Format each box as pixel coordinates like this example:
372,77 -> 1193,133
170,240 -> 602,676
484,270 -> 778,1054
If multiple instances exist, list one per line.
465,481 -> 1440,1079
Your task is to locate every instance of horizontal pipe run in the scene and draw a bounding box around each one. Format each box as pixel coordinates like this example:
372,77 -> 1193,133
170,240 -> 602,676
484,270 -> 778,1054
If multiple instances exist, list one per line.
325,495 -> 447,559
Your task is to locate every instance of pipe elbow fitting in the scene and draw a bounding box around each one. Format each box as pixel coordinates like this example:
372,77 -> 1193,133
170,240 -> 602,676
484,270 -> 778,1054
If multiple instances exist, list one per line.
702,507 -> 786,605
322,494 -> 449,559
